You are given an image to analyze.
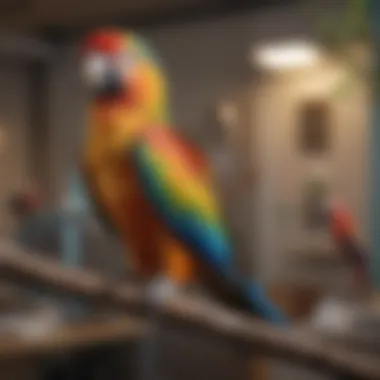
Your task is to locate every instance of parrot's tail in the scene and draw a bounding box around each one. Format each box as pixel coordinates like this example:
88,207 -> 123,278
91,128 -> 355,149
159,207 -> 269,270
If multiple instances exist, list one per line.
240,280 -> 288,324
200,266 -> 288,324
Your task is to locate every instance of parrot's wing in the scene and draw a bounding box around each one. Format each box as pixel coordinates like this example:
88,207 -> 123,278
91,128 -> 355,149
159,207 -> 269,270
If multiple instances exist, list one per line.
130,128 -> 233,276
131,128 -> 287,323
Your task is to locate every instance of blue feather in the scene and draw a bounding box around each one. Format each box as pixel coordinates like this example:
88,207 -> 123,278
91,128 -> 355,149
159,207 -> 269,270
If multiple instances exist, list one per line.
241,280 -> 288,324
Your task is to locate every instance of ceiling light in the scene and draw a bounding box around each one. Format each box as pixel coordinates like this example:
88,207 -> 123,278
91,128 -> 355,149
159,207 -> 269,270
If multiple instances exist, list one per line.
252,41 -> 321,71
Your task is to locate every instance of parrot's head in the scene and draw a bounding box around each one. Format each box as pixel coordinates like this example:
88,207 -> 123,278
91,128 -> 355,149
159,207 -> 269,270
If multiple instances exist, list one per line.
81,28 -> 168,126
324,199 -> 356,240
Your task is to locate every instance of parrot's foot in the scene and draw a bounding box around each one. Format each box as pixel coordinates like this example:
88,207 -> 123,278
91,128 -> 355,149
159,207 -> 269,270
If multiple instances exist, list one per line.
145,276 -> 178,307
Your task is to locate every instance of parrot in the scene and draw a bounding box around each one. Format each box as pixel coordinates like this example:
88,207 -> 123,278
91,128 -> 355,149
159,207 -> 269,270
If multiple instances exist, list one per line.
328,201 -> 370,294
79,28 -> 286,323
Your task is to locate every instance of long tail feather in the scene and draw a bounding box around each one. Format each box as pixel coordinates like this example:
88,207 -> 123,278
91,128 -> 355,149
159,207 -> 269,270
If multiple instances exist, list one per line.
241,280 -> 288,324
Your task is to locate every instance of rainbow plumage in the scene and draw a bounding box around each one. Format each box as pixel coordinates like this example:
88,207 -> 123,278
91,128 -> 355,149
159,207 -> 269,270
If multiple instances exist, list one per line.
80,28 -> 286,323
131,128 -> 232,274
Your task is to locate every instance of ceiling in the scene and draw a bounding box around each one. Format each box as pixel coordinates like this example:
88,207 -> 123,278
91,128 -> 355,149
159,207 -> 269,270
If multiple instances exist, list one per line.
0,0 -> 294,36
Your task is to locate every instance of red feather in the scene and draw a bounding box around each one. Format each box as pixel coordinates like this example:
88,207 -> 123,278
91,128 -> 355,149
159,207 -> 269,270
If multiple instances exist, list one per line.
81,29 -> 124,55
141,127 -> 209,176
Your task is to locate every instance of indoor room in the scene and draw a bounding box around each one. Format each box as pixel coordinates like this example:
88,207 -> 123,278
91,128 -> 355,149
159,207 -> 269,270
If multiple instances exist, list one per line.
0,0 -> 377,379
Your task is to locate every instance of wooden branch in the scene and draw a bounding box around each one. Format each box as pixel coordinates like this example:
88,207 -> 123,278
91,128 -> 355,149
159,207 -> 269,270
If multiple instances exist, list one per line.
164,296 -> 380,380
0,240 -> 379,379
0,240 -> 143,306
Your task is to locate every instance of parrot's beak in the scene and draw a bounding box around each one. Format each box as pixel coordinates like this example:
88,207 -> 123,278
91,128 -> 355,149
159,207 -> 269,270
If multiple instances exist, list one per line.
82,53 -> 125,99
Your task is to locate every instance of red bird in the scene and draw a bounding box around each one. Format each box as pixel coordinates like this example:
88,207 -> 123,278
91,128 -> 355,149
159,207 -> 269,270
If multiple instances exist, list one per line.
328,202 -> 370,294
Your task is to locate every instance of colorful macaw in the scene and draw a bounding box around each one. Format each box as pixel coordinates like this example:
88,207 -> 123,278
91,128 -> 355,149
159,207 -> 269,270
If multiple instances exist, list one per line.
79,29 -> 286,323
328,202 -> 370,293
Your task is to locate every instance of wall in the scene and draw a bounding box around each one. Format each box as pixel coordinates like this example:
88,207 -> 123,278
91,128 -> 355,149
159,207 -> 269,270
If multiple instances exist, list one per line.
46,0 -> 361,280
0,36 -> 56,236
47,44 -> 86,201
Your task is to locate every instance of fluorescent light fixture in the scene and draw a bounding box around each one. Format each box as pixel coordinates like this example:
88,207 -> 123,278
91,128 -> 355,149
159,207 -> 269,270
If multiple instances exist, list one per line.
252,40 -> 321,71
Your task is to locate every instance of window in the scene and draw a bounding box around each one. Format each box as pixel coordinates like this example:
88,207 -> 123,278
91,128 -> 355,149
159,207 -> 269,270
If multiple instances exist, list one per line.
298,101 -> 330,154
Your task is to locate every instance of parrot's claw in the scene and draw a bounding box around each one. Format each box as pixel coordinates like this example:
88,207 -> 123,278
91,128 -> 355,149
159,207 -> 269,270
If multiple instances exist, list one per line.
145,276 -> 178,307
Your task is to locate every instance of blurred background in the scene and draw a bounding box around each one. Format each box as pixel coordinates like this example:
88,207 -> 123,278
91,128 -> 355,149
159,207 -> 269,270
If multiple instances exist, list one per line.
0,0 -> 376,379
0,0 -> 367,291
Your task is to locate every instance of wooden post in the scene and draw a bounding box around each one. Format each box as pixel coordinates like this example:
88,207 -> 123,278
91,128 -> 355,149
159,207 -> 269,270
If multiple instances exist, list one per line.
60,169 -> 91,319
369,0 -> 380,290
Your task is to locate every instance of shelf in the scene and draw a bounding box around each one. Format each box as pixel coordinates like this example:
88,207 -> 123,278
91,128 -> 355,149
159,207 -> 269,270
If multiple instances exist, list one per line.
0,315 -> 148,360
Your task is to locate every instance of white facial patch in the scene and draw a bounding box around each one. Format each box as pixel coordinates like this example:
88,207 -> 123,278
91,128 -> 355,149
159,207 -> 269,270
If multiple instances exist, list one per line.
82,53 -> 109,87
